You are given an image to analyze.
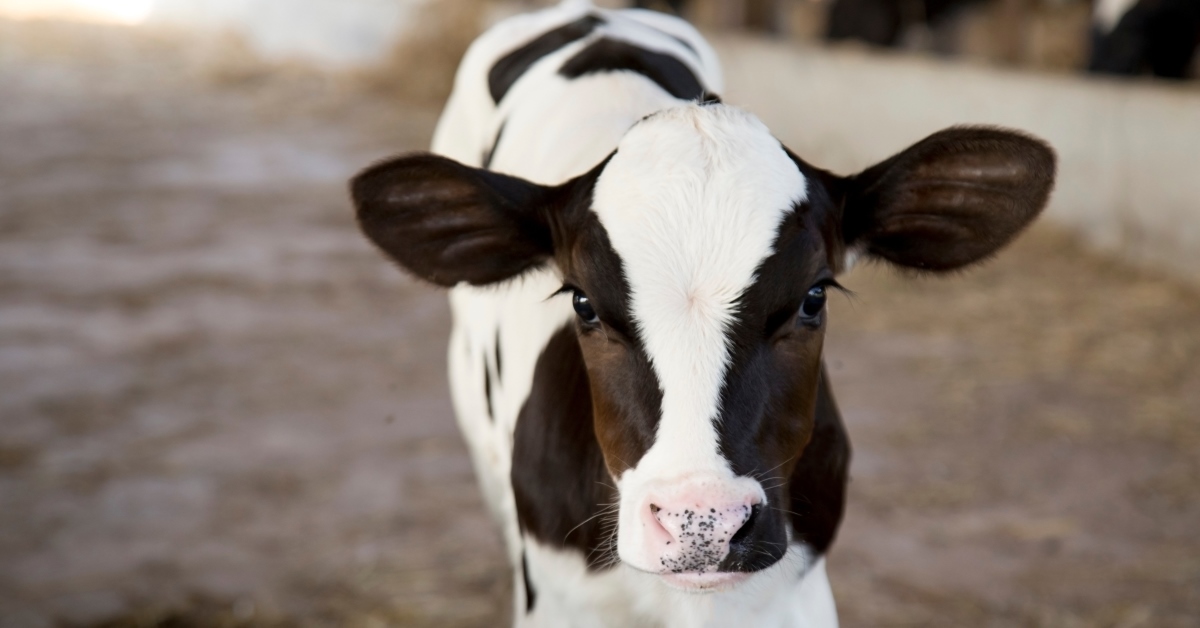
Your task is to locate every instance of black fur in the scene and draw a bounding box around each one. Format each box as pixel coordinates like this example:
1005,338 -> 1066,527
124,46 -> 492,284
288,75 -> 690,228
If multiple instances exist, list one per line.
495,328 -> 503,380
482,120 -> 506,169
511,325 -> 620,568
521,552 -> 537,612
559,37 -> 705,101
484,359 -> 494,422
488,15 -> 605,104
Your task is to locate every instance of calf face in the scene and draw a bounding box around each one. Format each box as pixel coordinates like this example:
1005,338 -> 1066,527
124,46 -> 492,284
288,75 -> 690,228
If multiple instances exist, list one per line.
352,104 -> 1054,587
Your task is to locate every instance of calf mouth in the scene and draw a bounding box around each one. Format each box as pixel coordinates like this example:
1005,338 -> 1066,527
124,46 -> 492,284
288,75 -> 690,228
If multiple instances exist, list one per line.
659,571 -> 752,592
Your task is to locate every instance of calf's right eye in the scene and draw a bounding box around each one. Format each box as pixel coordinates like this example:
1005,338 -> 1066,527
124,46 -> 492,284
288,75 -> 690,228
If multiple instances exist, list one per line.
572,291 -> 599,324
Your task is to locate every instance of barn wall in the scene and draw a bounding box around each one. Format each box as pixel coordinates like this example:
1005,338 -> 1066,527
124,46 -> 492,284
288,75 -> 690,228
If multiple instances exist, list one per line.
145,0 -> 427,66
712,36 -> 1200,283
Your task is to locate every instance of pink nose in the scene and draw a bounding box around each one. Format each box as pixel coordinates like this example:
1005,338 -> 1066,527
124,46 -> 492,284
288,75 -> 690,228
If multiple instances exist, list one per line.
641,487 -> 761,573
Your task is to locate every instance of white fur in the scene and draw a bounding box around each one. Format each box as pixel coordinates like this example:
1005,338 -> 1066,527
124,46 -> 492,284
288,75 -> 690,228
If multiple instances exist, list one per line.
842,243 -> 866,274
430,3 -> 833,625
591,106 -> 808,573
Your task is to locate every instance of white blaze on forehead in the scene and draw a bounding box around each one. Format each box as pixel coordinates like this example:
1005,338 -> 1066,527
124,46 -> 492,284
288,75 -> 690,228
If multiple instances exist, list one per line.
592,104 -> 807,474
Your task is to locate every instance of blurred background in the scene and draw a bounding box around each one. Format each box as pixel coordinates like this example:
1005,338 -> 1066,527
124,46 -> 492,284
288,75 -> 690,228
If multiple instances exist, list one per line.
0,0 -> 1197,626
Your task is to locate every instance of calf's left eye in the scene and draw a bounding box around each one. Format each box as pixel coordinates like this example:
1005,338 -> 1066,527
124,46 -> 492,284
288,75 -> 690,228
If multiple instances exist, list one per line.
799,285 -> 826,321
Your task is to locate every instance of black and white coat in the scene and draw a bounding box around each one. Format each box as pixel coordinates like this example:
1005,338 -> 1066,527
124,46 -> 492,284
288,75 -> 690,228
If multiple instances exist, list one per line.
435,6 -> 837,624
352,1 -> 1055,626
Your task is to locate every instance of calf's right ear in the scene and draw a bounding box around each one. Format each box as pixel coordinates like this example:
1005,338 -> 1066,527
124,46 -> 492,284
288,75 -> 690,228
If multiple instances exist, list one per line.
351,153 -> 561,287
838,126 -> 1056,272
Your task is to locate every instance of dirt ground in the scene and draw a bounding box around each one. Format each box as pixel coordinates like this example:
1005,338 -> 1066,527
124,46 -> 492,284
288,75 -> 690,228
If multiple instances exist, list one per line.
1,19 -> 1198,628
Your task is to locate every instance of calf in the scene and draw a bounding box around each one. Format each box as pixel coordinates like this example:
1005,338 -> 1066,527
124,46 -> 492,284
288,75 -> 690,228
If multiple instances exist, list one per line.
352,2 -> 1055,625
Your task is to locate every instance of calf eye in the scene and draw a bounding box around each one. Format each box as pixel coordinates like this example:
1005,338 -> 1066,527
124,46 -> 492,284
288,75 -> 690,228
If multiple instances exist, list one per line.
799,285 -> 826,322
572,290 -> 599,324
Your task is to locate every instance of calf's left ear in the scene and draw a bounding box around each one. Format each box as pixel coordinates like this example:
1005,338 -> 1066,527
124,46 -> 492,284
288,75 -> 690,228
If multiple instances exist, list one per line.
351,153 -> 561,287
839,126 -> 1056,272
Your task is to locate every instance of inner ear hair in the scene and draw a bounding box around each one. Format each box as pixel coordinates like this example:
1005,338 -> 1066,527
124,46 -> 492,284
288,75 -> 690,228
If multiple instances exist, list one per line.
842,126 -> 1056,272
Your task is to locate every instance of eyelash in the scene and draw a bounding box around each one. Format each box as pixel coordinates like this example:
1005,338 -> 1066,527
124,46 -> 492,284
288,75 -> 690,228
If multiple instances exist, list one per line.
765,279 -> 847,337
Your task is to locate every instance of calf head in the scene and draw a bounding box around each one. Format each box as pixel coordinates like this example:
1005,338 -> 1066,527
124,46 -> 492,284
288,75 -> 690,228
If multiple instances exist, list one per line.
352,104 -> 1054,590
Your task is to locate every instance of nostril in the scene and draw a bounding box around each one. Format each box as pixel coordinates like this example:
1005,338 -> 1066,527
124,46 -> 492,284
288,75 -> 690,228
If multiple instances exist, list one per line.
728,503 -> 761,547
646,503 -> 674,543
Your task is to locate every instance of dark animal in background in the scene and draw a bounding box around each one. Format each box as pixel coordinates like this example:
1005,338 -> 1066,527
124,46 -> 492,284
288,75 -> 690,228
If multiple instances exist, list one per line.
633,0 -> 786,32
634,0 -> 687,14
824,0 -> 986,47
1089,0 -> 1200,78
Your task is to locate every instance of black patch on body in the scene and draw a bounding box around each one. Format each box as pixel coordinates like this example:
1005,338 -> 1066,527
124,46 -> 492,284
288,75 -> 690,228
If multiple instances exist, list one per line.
488,14 -> 605,103
483,359 -> 494,422
481,121 -> 506,169
558,37 -> 705,101
521,551 -> 537,612
511,325 -> 618,568
789,366 -> 851,554
495,328 -> 503,379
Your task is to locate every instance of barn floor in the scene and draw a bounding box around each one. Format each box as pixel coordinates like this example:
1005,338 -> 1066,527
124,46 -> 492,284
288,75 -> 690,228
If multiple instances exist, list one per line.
1,19 -> 1198,628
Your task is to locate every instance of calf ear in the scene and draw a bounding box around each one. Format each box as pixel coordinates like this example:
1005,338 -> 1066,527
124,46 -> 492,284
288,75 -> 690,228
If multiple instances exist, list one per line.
351,153 -> 560,286
840,127 -> 1055,272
